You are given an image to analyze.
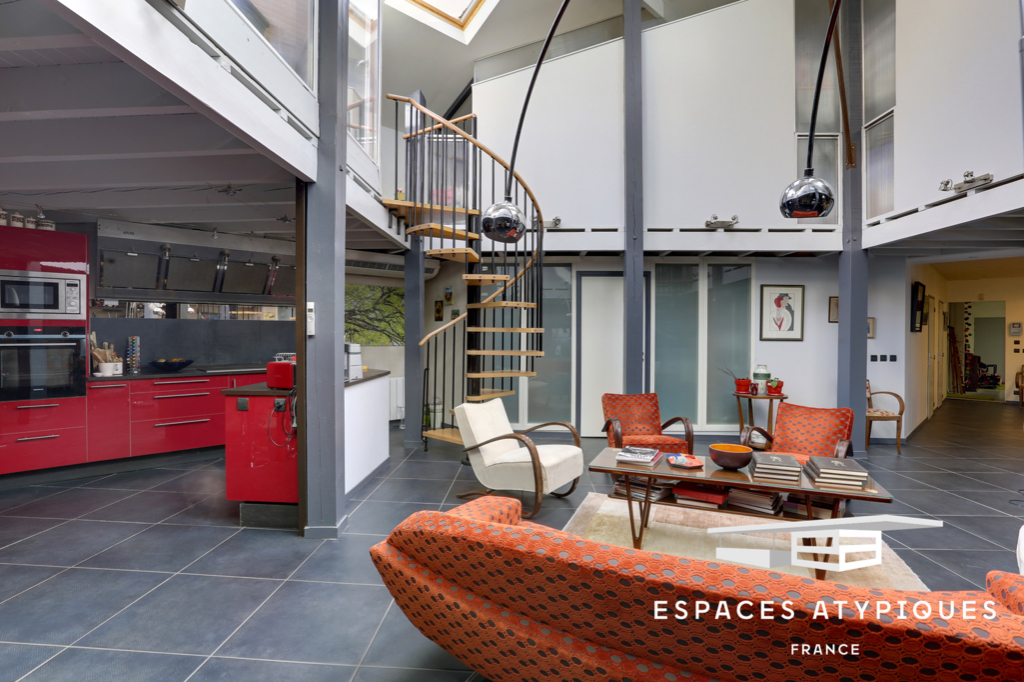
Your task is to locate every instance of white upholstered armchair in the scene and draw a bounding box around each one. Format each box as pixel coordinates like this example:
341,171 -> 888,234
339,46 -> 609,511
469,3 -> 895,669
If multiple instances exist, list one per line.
453,399 -> 584,518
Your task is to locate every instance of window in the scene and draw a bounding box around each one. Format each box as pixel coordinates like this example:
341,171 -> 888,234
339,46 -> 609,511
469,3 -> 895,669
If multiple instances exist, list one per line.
228,0 -> 316,86
654,262 -> 752,430
865,114 -> 894,218
349,0 -> 381,162
407,0 -> 484,28
527,265 -> 572,424
796,136 -> 840,225
863,0 -> 895,219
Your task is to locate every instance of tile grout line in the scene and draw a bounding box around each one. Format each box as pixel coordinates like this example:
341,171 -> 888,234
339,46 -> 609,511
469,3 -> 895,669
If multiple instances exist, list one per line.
349,600 -> 396,682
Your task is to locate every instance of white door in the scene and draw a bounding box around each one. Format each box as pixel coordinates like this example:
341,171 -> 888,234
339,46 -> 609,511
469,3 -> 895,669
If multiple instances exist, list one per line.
927,296 -> 937,416
579,275 -> 625,438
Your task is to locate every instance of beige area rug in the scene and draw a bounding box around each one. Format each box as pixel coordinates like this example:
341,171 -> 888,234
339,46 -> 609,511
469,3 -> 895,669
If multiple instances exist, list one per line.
563,493 -> 928,591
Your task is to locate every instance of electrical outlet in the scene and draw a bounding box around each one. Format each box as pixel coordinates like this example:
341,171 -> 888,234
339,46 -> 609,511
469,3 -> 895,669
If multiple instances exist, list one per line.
870,355 -> 878,362
274,398 -> 287,412
880,356 -> 888,362
889,355 -> 897,362
236,398 -> 249,412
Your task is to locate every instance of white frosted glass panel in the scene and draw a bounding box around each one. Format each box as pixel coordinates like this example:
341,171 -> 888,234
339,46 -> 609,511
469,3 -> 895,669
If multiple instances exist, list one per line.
349,0 -> 380,161
866,115 -> 894,218
796,136 -> 839,225
706,264 -> 752,426
230,0 -> 316,85
528,266 -> 572,423
863,0 -> 895,122
795,0 -> 840,133
654,265 -> 699,423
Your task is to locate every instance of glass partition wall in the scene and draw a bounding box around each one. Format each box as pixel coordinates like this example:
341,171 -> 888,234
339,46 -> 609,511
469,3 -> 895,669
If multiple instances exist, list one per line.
228,0 -> 317,86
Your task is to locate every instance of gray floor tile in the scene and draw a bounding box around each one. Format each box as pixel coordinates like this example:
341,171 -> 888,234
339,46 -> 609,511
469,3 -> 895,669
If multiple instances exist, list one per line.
218,581 -> 391,665
387,460 -> 463,480
0,520 -> 148,567
21,648 -> 202,682
898,471 -> 1007,492
928,459 -> 1016,474
2,488 -> 138,520
0,488 -> 66,514
32,474 -> 116,489
349,478 -> 385,501
152,470 -> 226,495
914,549 -> 1021,588
291,534 -> 387,585
0,517 -> 66,550
951,491 -> 1024,517
0,564 -> 64,602
524,505 -> 578,530
367,478 -> 455,504
161,496 -> 241,527
77,574 -> 279,655
79,468 -> 191,491
185,529 -> 319,579
981,459 -> 1024,474
0,568 -> 166,645
191,658 -> 354,682
353,668 -> 472,682
935,515 -> 1024,552
344,501 -> 437,536
81,491 -> 210,523
887,489 -> 1008,516
81,524 -> 238,572
0,644 -> 63,682
360,607 -> 469,671
864,470 -> 936,491
442,481 -> 520,507
892,549 -> 983,591
885,522 -> 1002,551
958,471 -> 1024,493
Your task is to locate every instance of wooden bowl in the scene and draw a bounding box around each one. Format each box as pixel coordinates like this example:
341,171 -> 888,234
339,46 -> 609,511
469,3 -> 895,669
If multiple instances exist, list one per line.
709,443 -> 753,470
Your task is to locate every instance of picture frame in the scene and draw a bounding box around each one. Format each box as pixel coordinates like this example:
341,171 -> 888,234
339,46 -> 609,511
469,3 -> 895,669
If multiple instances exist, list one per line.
760,285 -> 805,341
867,317 -> 876,338
451,308 -> 460,320
910,281 -> 926,332
828,296 -> 839,323
444,287 -> 453,305
434,300 -> 444,322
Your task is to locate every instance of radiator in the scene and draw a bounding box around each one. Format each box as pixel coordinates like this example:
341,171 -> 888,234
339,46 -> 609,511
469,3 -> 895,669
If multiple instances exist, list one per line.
388,377 -> 405,421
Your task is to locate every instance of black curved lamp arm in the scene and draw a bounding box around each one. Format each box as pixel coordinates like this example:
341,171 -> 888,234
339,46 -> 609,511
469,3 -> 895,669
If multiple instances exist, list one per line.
804,0 -> 843,176
504,0 -> 572,201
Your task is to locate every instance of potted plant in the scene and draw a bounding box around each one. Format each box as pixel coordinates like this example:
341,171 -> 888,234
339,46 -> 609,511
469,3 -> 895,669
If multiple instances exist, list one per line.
766,378 -> 784,395
720,368 -> 752,394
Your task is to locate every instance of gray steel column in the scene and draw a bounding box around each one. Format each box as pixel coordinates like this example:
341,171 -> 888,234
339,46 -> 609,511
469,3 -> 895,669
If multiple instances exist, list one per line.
623,0 -> 645,394
404,91 -> 427,451
836,0 -> 868,453
301,0 -> 348,538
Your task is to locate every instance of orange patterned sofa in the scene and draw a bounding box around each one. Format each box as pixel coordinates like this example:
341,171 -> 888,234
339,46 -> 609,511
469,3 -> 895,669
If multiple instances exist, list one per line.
370,496 -> 1024,682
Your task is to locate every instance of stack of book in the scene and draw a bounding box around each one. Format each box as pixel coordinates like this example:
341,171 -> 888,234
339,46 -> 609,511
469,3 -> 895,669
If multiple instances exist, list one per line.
671,482 -> 728,510
726,488 -> 783,515
749,452 -> 802,483
615,446 -> 663,467
613,477 -> 674,501
805,457 -> 869,491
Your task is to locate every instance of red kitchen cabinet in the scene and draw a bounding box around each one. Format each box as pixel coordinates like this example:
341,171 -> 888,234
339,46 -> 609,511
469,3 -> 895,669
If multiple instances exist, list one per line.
0,397 -> 86,435
129,376 -> 229,394
130,388 -> 224,423
224,395 -> 297,503
0,426 -> 87,475
131,413 -> 225,458
87,382 -> 131,462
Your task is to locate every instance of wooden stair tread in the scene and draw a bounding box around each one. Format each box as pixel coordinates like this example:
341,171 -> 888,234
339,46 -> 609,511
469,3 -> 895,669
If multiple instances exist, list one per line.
466,350 -> 544,356
462,274 -> 511,285
407,223 -> 479,241
423,428 -> 463,444
467,327 -> 544,333
467,371 -> 537,378
466,389 -> 516,401
467,301 -> 537,309
382,199 -> 480,221
426,248 -> 480,263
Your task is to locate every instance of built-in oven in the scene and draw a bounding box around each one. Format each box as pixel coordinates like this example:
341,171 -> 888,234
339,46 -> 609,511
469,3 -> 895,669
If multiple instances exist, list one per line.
0,269 -> 86,321
0,326 -> 87,402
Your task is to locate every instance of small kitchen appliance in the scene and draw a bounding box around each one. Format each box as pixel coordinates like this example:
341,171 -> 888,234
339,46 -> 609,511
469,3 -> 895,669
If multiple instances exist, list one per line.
267,360 -> 296,389
0,269 -> 86,321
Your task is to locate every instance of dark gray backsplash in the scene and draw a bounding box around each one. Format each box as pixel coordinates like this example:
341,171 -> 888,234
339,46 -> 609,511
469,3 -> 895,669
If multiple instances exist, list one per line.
90,319 -> 295,366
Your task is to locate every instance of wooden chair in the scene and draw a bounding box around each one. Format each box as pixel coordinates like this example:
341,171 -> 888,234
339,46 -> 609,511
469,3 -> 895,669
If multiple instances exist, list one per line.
453,399 -> 583,519
865,379 -> 905,453
740,402 -> 854,462
600,393 -> 694,455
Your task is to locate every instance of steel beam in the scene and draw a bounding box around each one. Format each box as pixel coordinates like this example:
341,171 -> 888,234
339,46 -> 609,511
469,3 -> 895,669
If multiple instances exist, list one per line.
404,91 -> 427,451
623,0 -> 645,394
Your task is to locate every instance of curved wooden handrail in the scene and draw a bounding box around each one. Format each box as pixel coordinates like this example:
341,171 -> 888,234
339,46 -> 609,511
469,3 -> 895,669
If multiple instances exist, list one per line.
386,94 -> 543,226
404,113 -> 477,139
391,93 -> 545,349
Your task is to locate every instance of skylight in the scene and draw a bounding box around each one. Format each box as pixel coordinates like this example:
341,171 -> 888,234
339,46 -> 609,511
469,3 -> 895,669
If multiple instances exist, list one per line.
387,0 -> 498,44
419,0 -> 483,24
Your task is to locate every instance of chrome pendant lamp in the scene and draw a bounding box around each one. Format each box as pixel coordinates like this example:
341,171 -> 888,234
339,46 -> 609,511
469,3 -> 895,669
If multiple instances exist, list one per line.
482,0 -> 571,243
780,0 -> 842,219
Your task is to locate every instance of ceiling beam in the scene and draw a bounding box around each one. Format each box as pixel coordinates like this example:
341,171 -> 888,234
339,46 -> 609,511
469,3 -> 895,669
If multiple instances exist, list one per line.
0,184 -> 294,211
0,33 -> 96,51
0,114 -> 255,164
915,229 -> 1024,241
0,154 -> 292,192
884,240 -> 1020,250
0,62 -> 191,122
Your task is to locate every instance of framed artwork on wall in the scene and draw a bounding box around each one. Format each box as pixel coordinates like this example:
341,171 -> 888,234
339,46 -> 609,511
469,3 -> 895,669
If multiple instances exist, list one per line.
760,285 -> 805,341
828,296 -> 839,323
434,300 -> 444,321
868,317 -> 876,338
910,281 -> 926,332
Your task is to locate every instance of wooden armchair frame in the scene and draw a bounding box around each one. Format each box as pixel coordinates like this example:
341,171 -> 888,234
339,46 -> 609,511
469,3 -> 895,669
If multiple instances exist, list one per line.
740,426 -> 851,460
457,421 -> 581,519
866,389 -> 905,453
601,416 -> 695,456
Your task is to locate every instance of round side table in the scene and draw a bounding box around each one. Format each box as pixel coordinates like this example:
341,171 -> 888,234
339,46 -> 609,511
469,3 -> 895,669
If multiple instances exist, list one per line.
733,392 -> 788,439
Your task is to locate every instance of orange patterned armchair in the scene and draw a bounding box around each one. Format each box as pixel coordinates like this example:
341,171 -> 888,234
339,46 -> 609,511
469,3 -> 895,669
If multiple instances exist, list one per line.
601,392 -> 693,454
371,496 -> 1024,682
741,401 -> 854,462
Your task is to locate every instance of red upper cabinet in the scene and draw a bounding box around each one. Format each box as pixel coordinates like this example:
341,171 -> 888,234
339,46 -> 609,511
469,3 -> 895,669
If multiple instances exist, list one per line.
0,227 -> 88,275
87,382 -> 132,462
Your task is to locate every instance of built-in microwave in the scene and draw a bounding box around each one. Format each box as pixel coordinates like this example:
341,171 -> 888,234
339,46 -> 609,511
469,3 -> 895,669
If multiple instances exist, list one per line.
0,270 -> 86,321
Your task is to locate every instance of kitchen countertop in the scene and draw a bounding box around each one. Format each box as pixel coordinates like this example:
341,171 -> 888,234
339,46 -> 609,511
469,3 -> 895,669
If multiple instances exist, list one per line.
220,369 -> 391,396
87,363 -> 268,382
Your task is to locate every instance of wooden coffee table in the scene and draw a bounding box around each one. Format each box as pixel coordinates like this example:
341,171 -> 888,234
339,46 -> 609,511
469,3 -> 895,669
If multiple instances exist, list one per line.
588,447 -> 894,558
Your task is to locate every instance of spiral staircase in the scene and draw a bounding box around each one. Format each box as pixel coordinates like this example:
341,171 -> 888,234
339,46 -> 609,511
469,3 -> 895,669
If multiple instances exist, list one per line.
383,95 -> 545,447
